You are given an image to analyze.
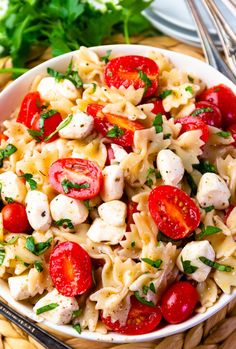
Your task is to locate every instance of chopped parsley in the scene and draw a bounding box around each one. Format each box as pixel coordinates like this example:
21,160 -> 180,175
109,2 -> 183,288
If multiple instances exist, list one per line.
134,291 -> 154,307
185,86 -> 193,94
199,256 -> 233,272
55,218 -> 74,230
163,133 -> 171,139
185,171 -> 197,196
27,129 -> 42,142
191,107 -> 214,116
0,236 -> 19,246
106,125 -> 124,138
153,113 -> 163,133
5,197 -> 14,204
138,70 -> 152,94
83,200 -> 92,211
188,75 -> 194,83
197,224 -> 222,240
0,144 -> 17,167
36,303 -> 59,315
92,83 -> 97,93
73,323 -> 82,334
38,109 -> 58,135
159,90 -> 172,99
34,261 -> 43,272
47,60 -> 83,88
21,173 -> 37,190
149,282 -> 156,294
0,248 -> 5,265
25,236 -> 53,256
145,167 -> 161,187
61,180 -> 90,194
131,241 -> 136,248
73,309 -> 83,318
101,50 -> 112,63
15,255 -> 30,267
181,256 -> 198,274
214,87 -> 221,92
193,160 -> 216,174
141,258 -> 162,269
44,114 -> 73,142
202,205 -> 215,213
216,131 -> 231,138
143,285 -> 149,295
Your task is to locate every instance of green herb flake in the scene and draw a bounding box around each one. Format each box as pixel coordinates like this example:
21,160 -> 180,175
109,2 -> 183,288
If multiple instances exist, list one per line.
188,75 -> 194,83
73,323 -> 82,334
106,125 -> 124,138
199,256 -> 233,272
185,86 -> 193,94
5,197 -> 14,204
193,160 -> 216,174
108,72 -> 113,76
73,309 -> 83,318
145,167 -> 161,188
36,303 -> 59,315
214,87 -> 220,92
25,236 -> 53,256
38,109 -> 58,135
191,107 -> 214,116
0,144 -> 17,167
159,90 -> 172,99
138,70 -> 152,94
131,241 -> 136,248
61,180 -> 90,194
181,256 -> 198,274
203,205 -> 215,213
134,291 -> 154,307
149,282 -> 156,294
153,113 -> 163,133
143,285 -> 149,295
21,173 -> 37,190
92,83 -> 97,93
47,63 -> 83,89
34,261 -> 43,272
0,236 -> 19,246
15,255 -> 30,267
83,200 -> 92,211
216,131 -> 231,138
197,224 -> 222,240
185,171 -> 197,196
101,50 -> 112,63
44,114 -> 73,142
55,218 -> 74,230
47,68 -> 64,82
0,248 -> 5,265
163,133 -> 171,140
141,258 -> 162,269
27,129 -> 42,142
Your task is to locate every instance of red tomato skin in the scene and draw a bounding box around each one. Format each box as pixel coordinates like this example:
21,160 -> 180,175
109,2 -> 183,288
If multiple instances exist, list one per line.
198,84 -> 236,128
148,185 -> 201,240
30,111 -> 63,142
17,92 -> 42,128
175,116 -> 209,144
49,158 -> 103,200
161,281 -> 199,324
126,201 -> 138,231
191,101 -> 222,128
0,133 -> 8,144
224,205 -> 234,224
105,144 -> 115,165
104,55 -> 159,98
87,104 -> 144,147
2,203 -> 31,234
49,241 -> 92,297
101,296 -> 162,335
150,99 -> 166,115
228,124 -> 236,147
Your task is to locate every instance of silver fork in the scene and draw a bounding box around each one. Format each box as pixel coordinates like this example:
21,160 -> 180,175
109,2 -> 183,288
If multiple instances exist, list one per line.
185,0 -> 236,84
0,300 -> 72,349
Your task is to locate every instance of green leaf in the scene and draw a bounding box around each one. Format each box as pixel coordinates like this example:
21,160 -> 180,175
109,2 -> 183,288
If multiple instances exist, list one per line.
21,173 -> 37,190
163,133 -> 171,139
202,205 -> 215,213
134,291 -> 154,307
27,129 -> 42,142
199,256 -> 233,272
36,303 -> 59,315
191,107 -> 214,116
55,218 -> 74,230
153,113 -> 163,133
143,285 -> 149,295
34,261 -> 43,272
185,86 -> 193,94
0,248 -> 5,265
0,236 -> 19,246
216,131 -> 231,138
159,90 -> 172,99
25,236 -> 53,256
101,49 -> 112,63
106,125 -> 124,138
72,309 -> 83,318
188,75 -> 194,83
149,282 -> 156,294
197,224 -> 222,240
145,167 -> 161,188
193,160 -> 216,174
138,70 -> 152,94
5,197 -> 14,204
83,200 -> 92,211
181,256 -> 198,274
47,62 -> 83,88
73,323 -> 82,334
61,180 -> 90,194
0,144 -> 17,167
131,241 -> 136,248
141,258 -> 162,269
44,114 -> 73,142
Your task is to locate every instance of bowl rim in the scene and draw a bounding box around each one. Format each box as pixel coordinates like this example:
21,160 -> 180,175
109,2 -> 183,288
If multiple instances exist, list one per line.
0,43 -> 235,343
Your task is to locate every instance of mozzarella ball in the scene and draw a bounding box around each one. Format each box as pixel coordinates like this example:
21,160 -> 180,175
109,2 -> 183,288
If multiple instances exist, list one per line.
87,218 -> 126,245
50,194 -> 88,228
26,191 -> 52,232
157,149 -> 184,187
56,78 -> 79,100
0,171 -> 26,204
98,200 -> 127,226
8,275 -> 30,301
110,144 -> 128,164
37,77 -> 79,102
176,240 -> 215,282
197,173 -> 231,210
100,165 -> 124,202
59,111 -> 94,140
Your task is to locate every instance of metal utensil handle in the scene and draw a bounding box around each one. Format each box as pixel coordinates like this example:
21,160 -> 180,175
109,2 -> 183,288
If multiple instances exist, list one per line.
0,301 -> 72,349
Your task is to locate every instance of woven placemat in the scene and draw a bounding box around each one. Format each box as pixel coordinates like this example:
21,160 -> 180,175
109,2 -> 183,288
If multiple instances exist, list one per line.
0,35 -> 235,349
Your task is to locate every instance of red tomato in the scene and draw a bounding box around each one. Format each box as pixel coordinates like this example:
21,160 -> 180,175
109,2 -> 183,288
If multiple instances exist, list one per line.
175,116 -> 209,144
49,241 -> 92,297
148,185 -> 201,240
49,158 -> 103,200
224,205 -> 234,224
161,281 -> 199,324
30,111 -> 62,142
191,101 -> 222,128
0,133 -> 8,144
17,92 -> 42,128
87,104 -> 144,147
126,201 -> 138,231
104,55 -> 159,98
228,124 -> 236,147
101,296 -> 162,335
198,84 -> 236,127
2,203 -> 31,233
150,99 -> 166,115
105,144 -> 115,165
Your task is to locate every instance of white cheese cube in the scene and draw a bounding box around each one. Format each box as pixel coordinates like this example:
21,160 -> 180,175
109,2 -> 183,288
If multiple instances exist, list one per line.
59,111 -> 94,140
157,149 -> 184,187
100,165 -> 124,202
0,171 -> 27,204
197,173 -> 230,210
26,191 -> 52,232
37,77 -> 79,102
8,275 -> 30,301
87,218 -> 126,245
176,240 -> 215,282
98,200 -> 127,226
110,144 -> 128,164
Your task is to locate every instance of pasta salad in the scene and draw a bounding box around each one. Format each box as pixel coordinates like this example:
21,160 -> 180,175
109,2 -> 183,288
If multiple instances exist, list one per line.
0,46 -> 236,336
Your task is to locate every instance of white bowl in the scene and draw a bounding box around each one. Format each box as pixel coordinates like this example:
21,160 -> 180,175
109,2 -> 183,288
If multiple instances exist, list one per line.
0,44 -> 236,343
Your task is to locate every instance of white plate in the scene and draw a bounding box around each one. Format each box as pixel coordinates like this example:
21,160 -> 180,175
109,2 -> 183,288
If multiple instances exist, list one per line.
0,44 -> 236,343
150,0 -> 236,34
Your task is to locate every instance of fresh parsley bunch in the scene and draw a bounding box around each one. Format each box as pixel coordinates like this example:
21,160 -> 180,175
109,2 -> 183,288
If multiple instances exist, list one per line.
0,0 -> 153,68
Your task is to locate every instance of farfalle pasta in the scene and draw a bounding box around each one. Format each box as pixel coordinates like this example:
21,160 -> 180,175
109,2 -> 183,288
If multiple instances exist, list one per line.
0,46 -> 236,336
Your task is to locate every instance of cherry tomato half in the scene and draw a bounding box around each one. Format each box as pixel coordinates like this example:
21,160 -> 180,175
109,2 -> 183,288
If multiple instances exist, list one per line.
228,123 -> 236,147
104,55 -> 159,98
101,296 -> 162,335
148,185 -> 201,240
0,133 -> 8,144
17,92 -> 42,128
149,99 -> 166,115
87,104 -> 144,147
126,201 -> 138,231
161,281 -> 199,324
175,116 -> 209,144
49,158 -> 103,200
30,111 -> 62,142
198,84 -> 236,128
2,203 -> 31,234
49,241 -> 92,297
191,101 -> 222,128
